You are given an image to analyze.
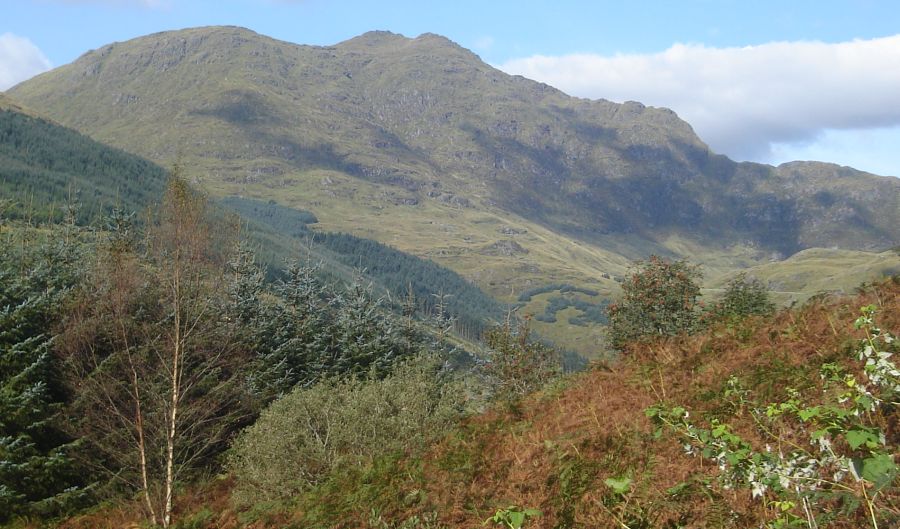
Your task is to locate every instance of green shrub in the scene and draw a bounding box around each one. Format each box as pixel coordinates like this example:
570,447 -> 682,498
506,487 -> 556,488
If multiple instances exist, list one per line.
714,272 -> 774,320
228,354 -> 466,505
606,256 -> 702,349
482,317 -> 561,400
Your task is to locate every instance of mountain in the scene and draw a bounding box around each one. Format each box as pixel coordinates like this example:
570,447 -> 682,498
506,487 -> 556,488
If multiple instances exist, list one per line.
8,26 -> 899,352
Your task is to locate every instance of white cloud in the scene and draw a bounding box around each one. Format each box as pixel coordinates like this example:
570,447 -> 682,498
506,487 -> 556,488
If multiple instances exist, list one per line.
0,33 -> 52,91
499,35 -> 900,166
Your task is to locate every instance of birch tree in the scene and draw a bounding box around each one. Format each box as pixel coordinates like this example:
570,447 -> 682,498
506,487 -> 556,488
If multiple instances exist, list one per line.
60,177 -> 246,528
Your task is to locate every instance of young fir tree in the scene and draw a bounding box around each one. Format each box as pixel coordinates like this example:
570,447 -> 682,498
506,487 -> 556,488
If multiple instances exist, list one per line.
483,314 -> 560,400
255,259 -> 329,397
0,233 -> 85,520
327,275 -> 402,377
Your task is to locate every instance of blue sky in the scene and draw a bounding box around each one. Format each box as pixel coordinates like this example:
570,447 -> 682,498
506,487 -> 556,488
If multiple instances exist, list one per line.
3,0 -> 900,176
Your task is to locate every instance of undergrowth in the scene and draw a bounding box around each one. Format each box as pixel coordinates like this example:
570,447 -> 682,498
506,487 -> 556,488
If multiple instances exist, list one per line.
49,278 -> 900,529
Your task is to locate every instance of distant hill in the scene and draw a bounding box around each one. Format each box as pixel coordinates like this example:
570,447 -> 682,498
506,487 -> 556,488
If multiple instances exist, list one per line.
9,26 -> 897,256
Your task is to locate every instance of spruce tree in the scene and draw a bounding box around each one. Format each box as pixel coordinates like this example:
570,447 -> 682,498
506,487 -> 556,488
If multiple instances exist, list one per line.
0,239 -> 84,520
328,276 -> 400,377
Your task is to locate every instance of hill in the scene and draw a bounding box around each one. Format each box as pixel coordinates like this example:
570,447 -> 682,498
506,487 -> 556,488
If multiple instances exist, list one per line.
0,103 -> 502,334
0,104 -> 168,223
8,26 -> 899,353
10,27 -> 898,249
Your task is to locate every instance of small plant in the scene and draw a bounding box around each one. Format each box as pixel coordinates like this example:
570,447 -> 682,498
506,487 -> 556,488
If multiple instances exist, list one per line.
484,506 -> 542,529
646,306 -> 898,528
595,475 -> 659,529
604,476 -> 633,496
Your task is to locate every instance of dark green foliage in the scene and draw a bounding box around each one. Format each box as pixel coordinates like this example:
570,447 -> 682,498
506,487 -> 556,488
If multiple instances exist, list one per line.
221,196 -> 318,236
225,250 -> 424,402
533,295 -> 609,326
606,256 -> 702,349
713,273 -> 775,320
518,283 -> 599,303
223,196 -> 503,339
327,277 -> 404,376
560,349 -> 589,373
550,453 -> 598,529
483,317 -> 561,400
0,109 -> 167,223
0,230 -> 87,521
311,231 -> 502,337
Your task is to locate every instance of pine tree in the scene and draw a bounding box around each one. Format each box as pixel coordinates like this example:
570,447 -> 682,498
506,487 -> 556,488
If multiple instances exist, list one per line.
226,243 -> 265,324
429,290 -> 457,354
251,259 -> 327,397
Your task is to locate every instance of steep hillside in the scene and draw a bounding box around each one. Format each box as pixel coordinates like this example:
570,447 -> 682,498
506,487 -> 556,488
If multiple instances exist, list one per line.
10,27 -> 898,253
0,102 -> 502,333
9,26 -> 899,354
0,92 -> 42,117
0,104 -> 168,222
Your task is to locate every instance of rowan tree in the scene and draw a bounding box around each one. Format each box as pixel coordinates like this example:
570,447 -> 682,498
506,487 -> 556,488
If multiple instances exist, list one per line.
606,255 -> 702,349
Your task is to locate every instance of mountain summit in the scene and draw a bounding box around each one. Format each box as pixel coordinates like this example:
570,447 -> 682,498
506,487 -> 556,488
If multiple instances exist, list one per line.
8,26 -> 899,290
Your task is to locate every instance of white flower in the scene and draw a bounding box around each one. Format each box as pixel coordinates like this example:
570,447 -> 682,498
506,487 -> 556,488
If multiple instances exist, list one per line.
751,481 -> 766,499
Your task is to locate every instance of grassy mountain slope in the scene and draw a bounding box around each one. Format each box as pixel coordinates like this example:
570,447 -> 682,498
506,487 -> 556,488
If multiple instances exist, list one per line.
8,26 -> 898,354
708,247 -> 900,305
10,27 -> 897,252
0,92 -> 43,118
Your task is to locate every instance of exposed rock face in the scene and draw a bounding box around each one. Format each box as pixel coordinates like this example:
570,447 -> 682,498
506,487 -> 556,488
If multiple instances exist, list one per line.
480,240 -> 529,256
